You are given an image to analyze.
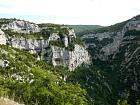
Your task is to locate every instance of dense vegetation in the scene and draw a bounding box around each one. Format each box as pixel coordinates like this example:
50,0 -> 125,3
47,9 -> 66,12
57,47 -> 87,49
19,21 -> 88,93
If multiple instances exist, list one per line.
0,45 -> 88,105
49,40 -> 65,48
38,23 -> 68,35
68,62 -> 140,105
68,64 -> 114,105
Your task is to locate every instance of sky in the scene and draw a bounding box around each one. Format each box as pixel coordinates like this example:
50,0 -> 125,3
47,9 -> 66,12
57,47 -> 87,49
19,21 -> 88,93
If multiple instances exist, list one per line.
0,0 -> 140,26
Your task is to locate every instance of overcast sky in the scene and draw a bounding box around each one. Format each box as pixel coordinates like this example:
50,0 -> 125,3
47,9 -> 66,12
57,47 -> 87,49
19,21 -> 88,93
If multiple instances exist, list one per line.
0,0 -> 140,26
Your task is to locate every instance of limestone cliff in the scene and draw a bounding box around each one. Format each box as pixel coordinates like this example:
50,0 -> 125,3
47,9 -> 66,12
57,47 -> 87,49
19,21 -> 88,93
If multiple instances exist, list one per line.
0,19 -> 90,70
49,44 -> 90,71
1,20 -> 40,33
8,37 -> 48,53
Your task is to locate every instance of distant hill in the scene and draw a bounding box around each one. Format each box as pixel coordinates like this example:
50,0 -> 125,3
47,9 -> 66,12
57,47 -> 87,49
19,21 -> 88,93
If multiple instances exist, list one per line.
67,25 -> 103,34
71,21 -> 129,36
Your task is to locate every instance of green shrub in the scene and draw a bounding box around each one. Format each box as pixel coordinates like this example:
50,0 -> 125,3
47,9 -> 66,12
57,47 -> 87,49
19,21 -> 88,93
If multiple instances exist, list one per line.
49,40 -> 65,48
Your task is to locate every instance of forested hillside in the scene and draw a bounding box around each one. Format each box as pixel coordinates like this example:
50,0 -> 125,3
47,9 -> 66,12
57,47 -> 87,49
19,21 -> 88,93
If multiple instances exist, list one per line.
0,45 -> 88,105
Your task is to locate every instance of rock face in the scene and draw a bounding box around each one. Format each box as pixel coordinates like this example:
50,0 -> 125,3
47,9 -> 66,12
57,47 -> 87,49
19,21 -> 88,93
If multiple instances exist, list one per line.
48,33 -> 60,41
49,44 -> 90,70
0,29 -> 7,45
0,19 -> 90,70
1,20 -> 40,33
67,28 -> 76,38
9,37 -> 48,52
83,31 -> 123,61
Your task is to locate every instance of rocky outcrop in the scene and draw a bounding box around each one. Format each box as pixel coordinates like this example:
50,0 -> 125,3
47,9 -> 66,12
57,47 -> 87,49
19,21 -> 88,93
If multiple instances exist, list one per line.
68,44 -> 90,70
8,37 -> 48,53
67,28 -> 76,38
49,44 -> 90,71
0,29 -> 7,45
1,20 -> 40,33
48,33 -> 60,41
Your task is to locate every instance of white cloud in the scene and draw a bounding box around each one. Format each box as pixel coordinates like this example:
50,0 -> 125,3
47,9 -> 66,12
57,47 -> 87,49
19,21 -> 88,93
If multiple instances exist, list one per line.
0,0 -> 139,25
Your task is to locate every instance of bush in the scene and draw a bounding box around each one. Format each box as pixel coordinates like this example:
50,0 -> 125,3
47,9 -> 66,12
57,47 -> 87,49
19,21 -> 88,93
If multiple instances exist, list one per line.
49,40 -> 65,48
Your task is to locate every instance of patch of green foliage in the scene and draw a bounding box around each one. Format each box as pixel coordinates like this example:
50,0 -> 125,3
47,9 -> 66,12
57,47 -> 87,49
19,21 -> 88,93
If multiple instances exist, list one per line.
0,18 -> 15,27
38,23 -> 66,34
38,23 -> 62,28
39,23 -> 71,35
2,29 -> 50,39
49,40 -> 65,48
117,99 -> 140,105
66,43 -> 75,51
72,37 -> 84,46
66,37 -> 84,51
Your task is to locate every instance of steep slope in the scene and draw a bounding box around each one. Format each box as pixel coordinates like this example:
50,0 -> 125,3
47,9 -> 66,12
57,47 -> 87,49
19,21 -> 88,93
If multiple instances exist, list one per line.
80,15 -> 140,105
0,44 -> 88,105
